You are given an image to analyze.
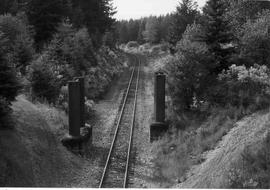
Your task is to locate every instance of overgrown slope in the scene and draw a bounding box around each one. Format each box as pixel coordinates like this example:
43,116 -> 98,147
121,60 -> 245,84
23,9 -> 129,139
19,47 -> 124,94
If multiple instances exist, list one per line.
176,110 -> 270,188
0,95 -> 91,187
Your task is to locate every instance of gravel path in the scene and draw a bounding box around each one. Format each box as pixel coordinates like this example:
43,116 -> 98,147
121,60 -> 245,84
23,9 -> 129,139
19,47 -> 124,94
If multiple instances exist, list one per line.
75,62 -> 132,187
129,55 -> 161,188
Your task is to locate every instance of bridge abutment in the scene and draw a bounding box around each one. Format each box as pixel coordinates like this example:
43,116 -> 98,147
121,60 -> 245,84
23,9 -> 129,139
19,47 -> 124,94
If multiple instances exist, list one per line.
61,77 -> 92,156
150,72 -> 168,142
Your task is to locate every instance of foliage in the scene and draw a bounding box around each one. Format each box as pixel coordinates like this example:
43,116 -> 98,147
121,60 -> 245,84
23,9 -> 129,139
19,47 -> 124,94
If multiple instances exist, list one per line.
201,0 -> 235,74
143,17 -> 160,43
217,64 -> 270,110
166,24 -> 212,112
30,25 -> 125,103
0,14 -> 34,74
61,28 -> 96,75
236,10 -> 270,67
30,57 -> 60,104
168,0 -> 198,53
70,0 -> 116,47
36,25 -> 96,84
0,0 -> 19,15
26,0 -> 67,47
115,15 -> 173,45
126,41 -> 139,48
85,46 -> 124,99
226,0 -> 270,32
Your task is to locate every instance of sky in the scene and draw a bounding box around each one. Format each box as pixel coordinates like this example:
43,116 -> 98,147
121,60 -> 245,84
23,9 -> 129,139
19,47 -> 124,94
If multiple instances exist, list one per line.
113,0 -> 207,20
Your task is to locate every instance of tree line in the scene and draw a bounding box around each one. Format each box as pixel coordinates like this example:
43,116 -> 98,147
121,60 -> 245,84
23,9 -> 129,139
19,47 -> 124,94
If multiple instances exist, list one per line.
115,14 -> 173,44
114,0 -> 198,50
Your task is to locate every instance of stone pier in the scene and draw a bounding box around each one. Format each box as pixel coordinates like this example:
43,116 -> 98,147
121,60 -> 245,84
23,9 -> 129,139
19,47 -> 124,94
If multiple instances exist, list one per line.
150,72 -> 168,142
75,77 -> 85,128
61,77 -> 92,156
68,81 -> 81,137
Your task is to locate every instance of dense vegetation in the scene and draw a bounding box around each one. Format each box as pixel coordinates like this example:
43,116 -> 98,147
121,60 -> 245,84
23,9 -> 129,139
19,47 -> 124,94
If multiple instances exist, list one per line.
0,0 -> 125,128
116,0 -> 270,187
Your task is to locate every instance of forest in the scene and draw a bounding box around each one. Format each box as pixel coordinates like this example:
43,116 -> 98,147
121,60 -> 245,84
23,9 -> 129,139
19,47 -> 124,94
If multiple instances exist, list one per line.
0,0 -> 270,188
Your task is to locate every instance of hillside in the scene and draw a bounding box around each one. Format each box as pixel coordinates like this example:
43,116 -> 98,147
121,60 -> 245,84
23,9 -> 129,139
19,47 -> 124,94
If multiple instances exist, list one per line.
0,95 -> 94,187
176,110 -> 270,188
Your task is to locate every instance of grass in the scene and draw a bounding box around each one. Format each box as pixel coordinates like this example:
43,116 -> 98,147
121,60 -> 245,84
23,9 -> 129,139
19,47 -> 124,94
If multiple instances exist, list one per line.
32,97 -> 69,139
150,106 -> 250,187
228,131 -> 270,188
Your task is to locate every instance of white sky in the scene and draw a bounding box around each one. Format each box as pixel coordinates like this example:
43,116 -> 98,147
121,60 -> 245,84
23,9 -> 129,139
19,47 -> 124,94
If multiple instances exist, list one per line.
113,0 -> 207,20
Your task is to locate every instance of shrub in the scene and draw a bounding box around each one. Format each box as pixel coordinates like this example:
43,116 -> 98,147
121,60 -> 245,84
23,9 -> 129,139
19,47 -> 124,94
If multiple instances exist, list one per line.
237,10 -> 270,67
166,24 -> 213,112
30,57 -> 60,104
218,64 -> 270,110
31,25 -> 125,103
126,41 -> 139,48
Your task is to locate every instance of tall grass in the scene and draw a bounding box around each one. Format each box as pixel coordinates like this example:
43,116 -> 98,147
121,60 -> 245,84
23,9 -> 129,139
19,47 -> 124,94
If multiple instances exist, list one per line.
33,99 -> 68,138
151,106 -> 249,186
228,132 -> 270,188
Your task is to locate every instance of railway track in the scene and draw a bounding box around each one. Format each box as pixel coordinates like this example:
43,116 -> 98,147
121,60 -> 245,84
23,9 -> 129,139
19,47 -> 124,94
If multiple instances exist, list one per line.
99,55 -> 141,188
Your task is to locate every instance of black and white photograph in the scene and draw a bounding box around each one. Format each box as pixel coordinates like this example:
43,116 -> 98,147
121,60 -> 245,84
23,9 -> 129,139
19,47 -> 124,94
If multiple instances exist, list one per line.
0,0 -> 270,188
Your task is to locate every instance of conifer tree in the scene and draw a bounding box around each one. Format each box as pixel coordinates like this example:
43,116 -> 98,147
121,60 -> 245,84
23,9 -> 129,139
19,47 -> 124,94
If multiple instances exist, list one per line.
27,0 -> 67,48
168,0 -> 198,53
137,19 -> 146,44
202,0 -> 234,74
76,0 -> 116,47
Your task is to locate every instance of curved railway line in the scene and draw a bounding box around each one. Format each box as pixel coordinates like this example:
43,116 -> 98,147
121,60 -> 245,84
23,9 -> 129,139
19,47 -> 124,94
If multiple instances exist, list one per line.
99,55 -> 141,188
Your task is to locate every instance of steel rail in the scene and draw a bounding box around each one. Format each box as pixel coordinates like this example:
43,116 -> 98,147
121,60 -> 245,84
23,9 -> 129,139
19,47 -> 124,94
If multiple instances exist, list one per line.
123,56 -> 141,188
98,56 -> 137,188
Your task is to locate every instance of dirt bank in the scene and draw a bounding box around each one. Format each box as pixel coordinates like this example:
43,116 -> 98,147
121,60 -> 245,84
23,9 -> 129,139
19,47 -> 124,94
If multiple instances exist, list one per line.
0,95 -> 92,187
176,110 -> 270,188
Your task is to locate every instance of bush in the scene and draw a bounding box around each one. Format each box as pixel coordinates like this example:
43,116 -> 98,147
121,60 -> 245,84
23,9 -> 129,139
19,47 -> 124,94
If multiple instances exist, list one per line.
217,64 -> 270,110
237,10 -> 270,67
61,27 -> 97,75
30,58 -> 60,104
31,25 -> 125,103
126,41 -> 139,48
166,24 -> 213,112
